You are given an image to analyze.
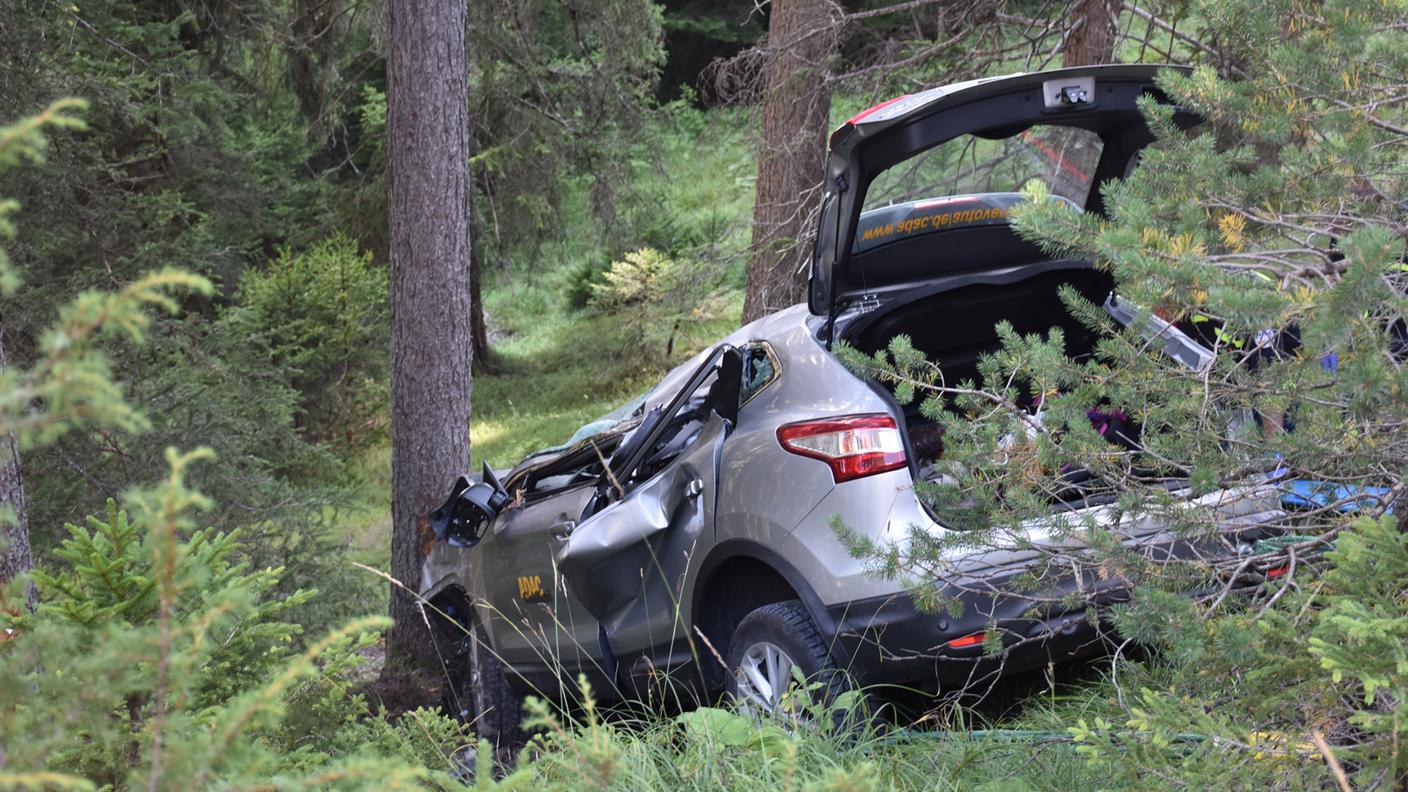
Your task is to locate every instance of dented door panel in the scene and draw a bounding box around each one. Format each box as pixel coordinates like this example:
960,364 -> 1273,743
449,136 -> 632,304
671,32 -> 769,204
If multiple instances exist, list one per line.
482,484 -> 602,669
557,414 -> 727,660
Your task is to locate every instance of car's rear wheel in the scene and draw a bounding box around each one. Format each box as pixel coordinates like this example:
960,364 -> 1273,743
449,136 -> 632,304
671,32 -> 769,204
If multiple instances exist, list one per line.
724,600 -> 861,727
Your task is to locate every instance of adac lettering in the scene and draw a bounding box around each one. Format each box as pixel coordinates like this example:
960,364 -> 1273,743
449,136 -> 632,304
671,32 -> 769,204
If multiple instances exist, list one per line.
858,206 -> 1011,245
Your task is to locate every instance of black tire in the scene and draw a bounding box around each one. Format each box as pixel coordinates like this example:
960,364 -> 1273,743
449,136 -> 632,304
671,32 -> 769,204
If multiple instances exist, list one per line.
442,630 -> 523,749
724,600 -> 863,728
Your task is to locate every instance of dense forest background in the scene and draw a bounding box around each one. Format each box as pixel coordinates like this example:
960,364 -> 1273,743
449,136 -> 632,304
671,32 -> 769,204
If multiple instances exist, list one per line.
1,0 -> 1406,789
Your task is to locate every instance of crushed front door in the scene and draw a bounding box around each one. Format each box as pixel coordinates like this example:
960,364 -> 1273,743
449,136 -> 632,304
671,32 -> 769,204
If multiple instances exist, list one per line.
555,345 -> 740,679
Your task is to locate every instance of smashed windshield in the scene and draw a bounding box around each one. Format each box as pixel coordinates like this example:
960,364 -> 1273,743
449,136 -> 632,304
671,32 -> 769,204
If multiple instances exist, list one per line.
534,391 -> 648,458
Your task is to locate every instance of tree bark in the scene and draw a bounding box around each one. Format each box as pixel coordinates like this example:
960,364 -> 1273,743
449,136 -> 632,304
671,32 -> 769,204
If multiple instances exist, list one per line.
386,0 -> 473,668
1062,0 -> 1123,68
0,324 -> 34,612
741,0 -> 836,324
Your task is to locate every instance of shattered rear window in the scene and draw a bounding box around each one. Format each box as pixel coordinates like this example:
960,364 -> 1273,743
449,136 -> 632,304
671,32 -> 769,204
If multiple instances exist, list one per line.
865,128 -> 1103,214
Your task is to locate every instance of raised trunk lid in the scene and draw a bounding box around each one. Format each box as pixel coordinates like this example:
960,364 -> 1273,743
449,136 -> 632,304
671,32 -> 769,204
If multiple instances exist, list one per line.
809,64 -> 1198,327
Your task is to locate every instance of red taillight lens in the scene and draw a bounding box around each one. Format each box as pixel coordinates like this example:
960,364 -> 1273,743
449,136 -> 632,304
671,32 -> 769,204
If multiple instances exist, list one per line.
947,632 -> 987,649
776,414 -> 907,483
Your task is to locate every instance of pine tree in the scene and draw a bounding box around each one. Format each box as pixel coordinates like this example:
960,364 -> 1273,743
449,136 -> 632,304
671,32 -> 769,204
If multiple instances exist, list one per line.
842,1 -> 1408,784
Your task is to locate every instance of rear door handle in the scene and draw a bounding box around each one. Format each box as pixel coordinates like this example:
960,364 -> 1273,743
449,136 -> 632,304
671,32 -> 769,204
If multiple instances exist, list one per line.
549,520 -> 576,541
685,478 -> 704,499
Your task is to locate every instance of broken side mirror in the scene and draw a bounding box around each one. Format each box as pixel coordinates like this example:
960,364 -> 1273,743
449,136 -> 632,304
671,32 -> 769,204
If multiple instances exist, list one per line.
429,463 -> 510,548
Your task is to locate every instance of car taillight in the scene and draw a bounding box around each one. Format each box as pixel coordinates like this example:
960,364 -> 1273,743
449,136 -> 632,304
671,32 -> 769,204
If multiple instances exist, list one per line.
947,631 -> 987,649
776,414 -> 907,483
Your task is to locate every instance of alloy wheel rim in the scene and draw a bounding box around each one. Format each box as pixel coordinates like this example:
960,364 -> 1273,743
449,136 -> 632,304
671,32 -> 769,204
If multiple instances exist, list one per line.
733,640 -> 799,717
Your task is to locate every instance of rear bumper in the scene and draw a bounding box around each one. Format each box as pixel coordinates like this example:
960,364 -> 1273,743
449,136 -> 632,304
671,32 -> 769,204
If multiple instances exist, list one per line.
824,567 -> 1125,689
823,514 -> 1297,689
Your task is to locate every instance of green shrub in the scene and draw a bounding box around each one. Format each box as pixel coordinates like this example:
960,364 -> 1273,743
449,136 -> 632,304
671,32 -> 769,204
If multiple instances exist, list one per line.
1,451 -> 467,790
235,233 -> 389,451
23,306 -> 375,635
589,248 -> 683,310
566,255 -> 614,310
589,247 -> 729,358
1307,516 -> 1408,771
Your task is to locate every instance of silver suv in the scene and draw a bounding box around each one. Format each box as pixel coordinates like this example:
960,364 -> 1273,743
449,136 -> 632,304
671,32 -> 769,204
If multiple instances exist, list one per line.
421,65 -> 1286,742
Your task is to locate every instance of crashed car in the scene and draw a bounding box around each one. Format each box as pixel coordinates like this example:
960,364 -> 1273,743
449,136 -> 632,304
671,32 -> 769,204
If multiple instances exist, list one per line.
421,65 -> 1294,740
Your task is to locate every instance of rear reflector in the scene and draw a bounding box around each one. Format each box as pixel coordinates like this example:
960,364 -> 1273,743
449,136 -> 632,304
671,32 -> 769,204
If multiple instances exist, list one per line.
1266,565 -> 1289,579
947,632 -> 987,648
776,414 -> 907,483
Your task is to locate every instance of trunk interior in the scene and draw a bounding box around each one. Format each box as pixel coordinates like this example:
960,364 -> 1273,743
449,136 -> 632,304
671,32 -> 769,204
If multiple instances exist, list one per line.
841,265 -> 1115,466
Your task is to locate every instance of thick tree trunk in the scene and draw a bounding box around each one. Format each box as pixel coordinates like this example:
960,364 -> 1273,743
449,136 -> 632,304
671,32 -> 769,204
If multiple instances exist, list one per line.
741,0 -> 836,324
0,325 -> 33,612
386,0 -> 473,668
1062,0 -> 1123,67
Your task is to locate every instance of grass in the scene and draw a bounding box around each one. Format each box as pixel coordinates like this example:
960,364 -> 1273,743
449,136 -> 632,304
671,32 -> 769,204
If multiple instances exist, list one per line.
491,636 -> 1352,792
470,664 -> 1133,791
